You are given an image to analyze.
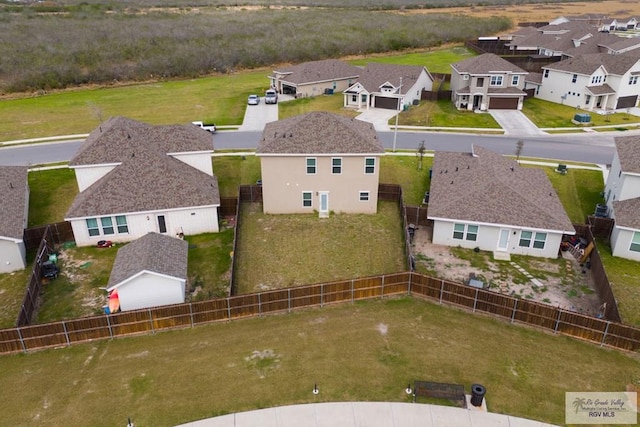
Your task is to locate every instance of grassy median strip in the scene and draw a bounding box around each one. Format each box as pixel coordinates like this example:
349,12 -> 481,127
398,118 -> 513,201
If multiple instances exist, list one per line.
0,297 -> 638,426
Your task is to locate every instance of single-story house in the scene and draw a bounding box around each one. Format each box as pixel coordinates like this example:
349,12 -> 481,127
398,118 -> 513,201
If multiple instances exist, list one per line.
427,145 -> 575,259
450,53 -> 529,111
343,63 -> 434,110
604,135 -> 640,261
256,111 -> 385,216
269,59 -> 361,98
65,117 -> 220,247
0,166 -> 29,273
107,232 -> 188,312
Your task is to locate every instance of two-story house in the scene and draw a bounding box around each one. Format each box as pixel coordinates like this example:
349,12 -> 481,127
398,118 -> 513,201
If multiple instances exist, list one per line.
65,117 -> 221,247
450,53 -> 528,111
342,63 -> 434,110
256,111 -> 385,217
604,135 -> 640,261
534,51 -> 640,110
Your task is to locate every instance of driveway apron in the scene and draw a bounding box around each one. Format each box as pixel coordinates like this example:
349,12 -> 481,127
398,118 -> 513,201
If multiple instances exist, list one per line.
489,110 -> 545,136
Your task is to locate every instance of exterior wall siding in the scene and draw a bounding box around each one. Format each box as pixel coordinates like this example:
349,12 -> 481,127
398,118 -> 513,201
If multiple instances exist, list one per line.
73,165 -> 118,192
70,206 -> 219,247
115,272 -> 185,311
0,239 -> 26,273
297,79 -> 355,97
260,156 -> 380,214
171,152 -> 213,175
432,220 -> 564,259
611,227 -> 640,262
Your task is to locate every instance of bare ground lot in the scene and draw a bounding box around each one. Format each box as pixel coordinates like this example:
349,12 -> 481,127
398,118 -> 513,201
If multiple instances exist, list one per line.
411,226 -> 603,317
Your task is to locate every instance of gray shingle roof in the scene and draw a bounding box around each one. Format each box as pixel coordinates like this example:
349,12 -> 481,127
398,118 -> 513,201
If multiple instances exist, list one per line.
427,145 -> 574,233
586,83 -> 615,95
525,72 -> 543,84
615,134 -> 640,173
0,166 -> 28,240
272,59 -> 361,85
612,198 -> 640,230
257,111 -> 384,155
65,151 -> 220,218
70,116 -> 212,166
544,51 -> 640,76
107,232 -> 188,288
355,63 -> 429,94
452,53 -> 527,74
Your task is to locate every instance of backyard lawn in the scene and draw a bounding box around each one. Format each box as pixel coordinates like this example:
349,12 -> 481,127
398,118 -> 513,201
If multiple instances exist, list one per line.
523,97 -> 640,129
0,297 -> 638,426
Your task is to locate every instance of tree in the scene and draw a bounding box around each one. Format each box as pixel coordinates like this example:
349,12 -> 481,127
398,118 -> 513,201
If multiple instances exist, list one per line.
416,140 -> 426,170
515,139 -> 524,163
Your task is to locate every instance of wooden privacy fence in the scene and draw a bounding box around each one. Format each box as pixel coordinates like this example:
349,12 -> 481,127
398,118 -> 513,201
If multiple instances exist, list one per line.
23,221 -> 74,251
0,272 -> 410,354
3,271 -> 640,355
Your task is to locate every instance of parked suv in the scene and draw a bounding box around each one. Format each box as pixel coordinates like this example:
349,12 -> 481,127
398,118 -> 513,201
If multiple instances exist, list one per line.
265,89 -> 278,104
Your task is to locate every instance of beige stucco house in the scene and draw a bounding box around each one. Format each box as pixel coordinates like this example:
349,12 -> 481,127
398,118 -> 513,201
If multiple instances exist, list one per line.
256,111 -> 385,216
269,59 -> 361,98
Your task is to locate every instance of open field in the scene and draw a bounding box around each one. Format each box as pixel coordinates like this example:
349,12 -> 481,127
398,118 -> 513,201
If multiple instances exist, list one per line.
0,297 -> 638,426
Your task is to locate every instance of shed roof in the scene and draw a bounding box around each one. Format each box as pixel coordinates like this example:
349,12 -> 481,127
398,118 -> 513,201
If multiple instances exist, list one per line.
0,166 -> 29,240
427,145 -> 574,233
257,111 -> 384,155
107,232 -> 188,289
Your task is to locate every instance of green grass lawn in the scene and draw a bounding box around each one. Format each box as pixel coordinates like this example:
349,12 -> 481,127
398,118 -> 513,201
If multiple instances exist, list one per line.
234,202 -> 406,294
543,166 -> 604,224
28,167 -> 78,226
213,155 -> 262,198
185,230 -> 235,300
522,98 -> 640,128
0,297 -> 638,426
0,261 -> 32,328
278,93 -> 359,120
348,46 -> 475,74
399,99 -> 501,129
381,154 -> 432,205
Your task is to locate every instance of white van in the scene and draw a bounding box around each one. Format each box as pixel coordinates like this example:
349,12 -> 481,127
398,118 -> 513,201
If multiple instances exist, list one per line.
265,89 -> 278,104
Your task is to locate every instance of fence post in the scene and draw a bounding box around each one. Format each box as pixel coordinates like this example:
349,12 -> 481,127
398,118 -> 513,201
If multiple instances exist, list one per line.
408,271 -> 412,295
473,289 -> 478,312
351,279 -> 355,302
258,294 -> 262,316
511,299 -> 518,323
554,309 -> 562,334
439,279 -> 444,304
288,288 -> 291,313
189,303 -> 194,327
321,284 -> 324,308
149,309 -> 155,334
106,314 -> 113,339
62,321 -> 70,346
16,327 -> 27,353
381,274 -> 385,299
600,321 -> 610,347
227,297 -> 232,321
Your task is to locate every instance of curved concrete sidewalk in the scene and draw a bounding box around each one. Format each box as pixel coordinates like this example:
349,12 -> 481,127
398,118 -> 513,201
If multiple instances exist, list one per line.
175,402 -> 558,427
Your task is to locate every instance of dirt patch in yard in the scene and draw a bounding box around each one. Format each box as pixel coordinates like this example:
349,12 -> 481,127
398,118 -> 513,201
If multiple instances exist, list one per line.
411,226 -> 603,317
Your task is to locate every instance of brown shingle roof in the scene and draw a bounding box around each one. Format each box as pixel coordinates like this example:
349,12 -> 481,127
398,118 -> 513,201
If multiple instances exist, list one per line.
355,63 -> 428,94
257,111 -> 384,155
65,151 -> 220,219
427,145 -> 574,233
272,59 -> 361,85
612,199 -> 640,230
70,116 -> 212,166
586,83 -> 616,95
544,51 -> 640,76
0,166 -> 28,240
452,53 -> 527,74
615,135 -> 640,173
107,232 -> 188,288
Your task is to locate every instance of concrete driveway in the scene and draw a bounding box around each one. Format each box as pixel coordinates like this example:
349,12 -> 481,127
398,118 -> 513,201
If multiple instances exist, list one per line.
489,110 -> 545,136
238,97 -> 279,131
355,108 -> 399,131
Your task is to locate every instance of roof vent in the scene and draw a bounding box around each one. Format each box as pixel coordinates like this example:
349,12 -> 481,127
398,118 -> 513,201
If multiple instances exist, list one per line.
9,182 -> 13,189
510,166 -> 514,171
455,167 -> 458,171
127,134 -> 131,139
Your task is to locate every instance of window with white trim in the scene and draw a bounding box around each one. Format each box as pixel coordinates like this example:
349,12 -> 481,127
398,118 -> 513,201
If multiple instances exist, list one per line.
86,218 -> 99,237
365,157 -> 375,174
359,191 -> 369,201
332,157 -> 342,174
572,74 -> 577,83
629,76 -> 639,85
591,75 -> 603,84
511,75 -> 519,86
86,216 -> 129,237
351,94 -> 357,102
302,191 -> 312,208
116,215 -> 128,233
543,70 -> 549,78
519,230 -> 546,249
100,217 -> 114,235
490,75 -> 503,86
630,232 -> 640,253
452,223 -> 478,241
306,157 -> 316,174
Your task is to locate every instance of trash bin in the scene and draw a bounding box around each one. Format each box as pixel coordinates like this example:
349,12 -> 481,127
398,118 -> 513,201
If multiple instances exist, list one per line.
470,384 -> 486,407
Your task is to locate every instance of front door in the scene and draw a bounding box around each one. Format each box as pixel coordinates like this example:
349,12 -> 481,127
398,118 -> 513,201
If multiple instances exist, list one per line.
498,229 -> 510,251
319,192 -> 329,218
473,95 -> 482,110
157,215 -> 167,233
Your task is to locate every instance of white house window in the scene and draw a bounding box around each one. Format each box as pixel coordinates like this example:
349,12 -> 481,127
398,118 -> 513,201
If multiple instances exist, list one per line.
100,217 -> 114,235
332,158 -> 342,174
453,223 -> 478,241
629,76 -> 639,85
591,75 -> 603,84
490,76 -> 503,86
476,77 -> 484,87
361,94 -> 367,102
543,70 -> 549,78
630,232 -> 640,252
306,157 -> 316,174
519,231 -> 546,249
302,191 -> 312,208
116,215 -> 128,233
511,75 -> 519,86
351,94 -> 357,102
585,94 -> 591,104
86,218 -> 100,237
359,191 -> 369,201
572,74 -> 577,83
365,157 -> 375,174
